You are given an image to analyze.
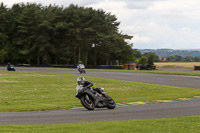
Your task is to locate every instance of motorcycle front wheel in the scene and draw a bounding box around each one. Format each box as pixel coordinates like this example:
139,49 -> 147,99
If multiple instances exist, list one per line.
80,94 -> 95,110
104,95 -> 116,109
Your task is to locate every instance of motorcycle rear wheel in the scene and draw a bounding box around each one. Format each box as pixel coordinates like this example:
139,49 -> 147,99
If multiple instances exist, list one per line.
83,69 -> 86,74
80,94 -> 95,110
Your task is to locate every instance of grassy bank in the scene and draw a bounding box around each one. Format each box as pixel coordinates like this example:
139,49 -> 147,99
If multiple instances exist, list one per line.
1,115 -> 200,133
0,71 -> 200,112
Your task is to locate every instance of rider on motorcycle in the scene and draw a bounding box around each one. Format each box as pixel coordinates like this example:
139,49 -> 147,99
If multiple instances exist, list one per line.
7,62 -> 11,69
76,77 -> 105,96
77,61 -> 85,71
7,62 -> 15,71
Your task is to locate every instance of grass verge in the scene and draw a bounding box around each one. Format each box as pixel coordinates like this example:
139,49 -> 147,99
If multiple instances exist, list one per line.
121,70 -> 200,76
0,71 -> 200,112
0,115 -> 200,133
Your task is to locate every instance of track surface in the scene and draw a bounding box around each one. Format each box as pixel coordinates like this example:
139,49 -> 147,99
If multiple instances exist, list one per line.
16,68 -> 200,88
1,68 -> 200,125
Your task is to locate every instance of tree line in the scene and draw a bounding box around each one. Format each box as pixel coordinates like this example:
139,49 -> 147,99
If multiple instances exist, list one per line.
0,2 -> 135,66
136,51 -> 200,63
164,55 -> 200,62
138,49 -> 200,58
133,51 -> 159,65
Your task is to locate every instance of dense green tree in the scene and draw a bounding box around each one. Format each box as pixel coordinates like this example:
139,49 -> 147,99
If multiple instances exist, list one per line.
0,2 -> 134,66
166,55 -> 182,62
138,56 -> 148,64
165,55 -> 200,62
0,3 -> 9,63
194,57 -> 200,62
134,49 -> 142,58
143,52 -> 160,61
142,52 -> 160,65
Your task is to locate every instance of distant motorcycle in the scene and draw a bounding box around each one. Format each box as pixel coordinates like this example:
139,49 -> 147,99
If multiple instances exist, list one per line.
7,65 -> 16,71
75,86 -> 116,110
78,68 -> 86,74
77,64 -> 86,74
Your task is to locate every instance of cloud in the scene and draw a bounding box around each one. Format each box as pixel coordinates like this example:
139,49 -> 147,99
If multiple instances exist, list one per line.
122,21 -> 200,49
2,0 -> 200,49
108,0 -> 200,49
87,0 -> 126,11
133,35 -> 152,43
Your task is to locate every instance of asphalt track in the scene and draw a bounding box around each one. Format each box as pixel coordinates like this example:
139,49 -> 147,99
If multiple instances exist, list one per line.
1,68 -> 200,125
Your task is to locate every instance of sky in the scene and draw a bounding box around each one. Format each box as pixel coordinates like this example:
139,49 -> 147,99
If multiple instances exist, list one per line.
1,0 -> 200,49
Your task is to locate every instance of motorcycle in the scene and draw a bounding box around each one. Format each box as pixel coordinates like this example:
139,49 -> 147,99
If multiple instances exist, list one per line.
78,68 -> 86,74
7,65 -> 16,71
77,64 -> 86,74
75,86 -> 116,110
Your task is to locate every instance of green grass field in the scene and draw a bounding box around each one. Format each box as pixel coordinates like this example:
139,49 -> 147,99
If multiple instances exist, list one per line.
1,116 -> 200,133
1,71 -> 200,112
1,70 -> 200,132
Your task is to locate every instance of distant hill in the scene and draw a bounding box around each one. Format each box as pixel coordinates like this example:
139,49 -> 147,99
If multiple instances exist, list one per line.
137,49 -> 200,57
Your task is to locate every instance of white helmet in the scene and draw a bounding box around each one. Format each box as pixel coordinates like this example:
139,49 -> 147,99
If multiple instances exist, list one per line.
77,77 -> 85,85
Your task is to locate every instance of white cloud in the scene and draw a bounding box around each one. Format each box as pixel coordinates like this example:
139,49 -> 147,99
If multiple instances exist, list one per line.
133,35 -> 152,43
2,0 -> 200,49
